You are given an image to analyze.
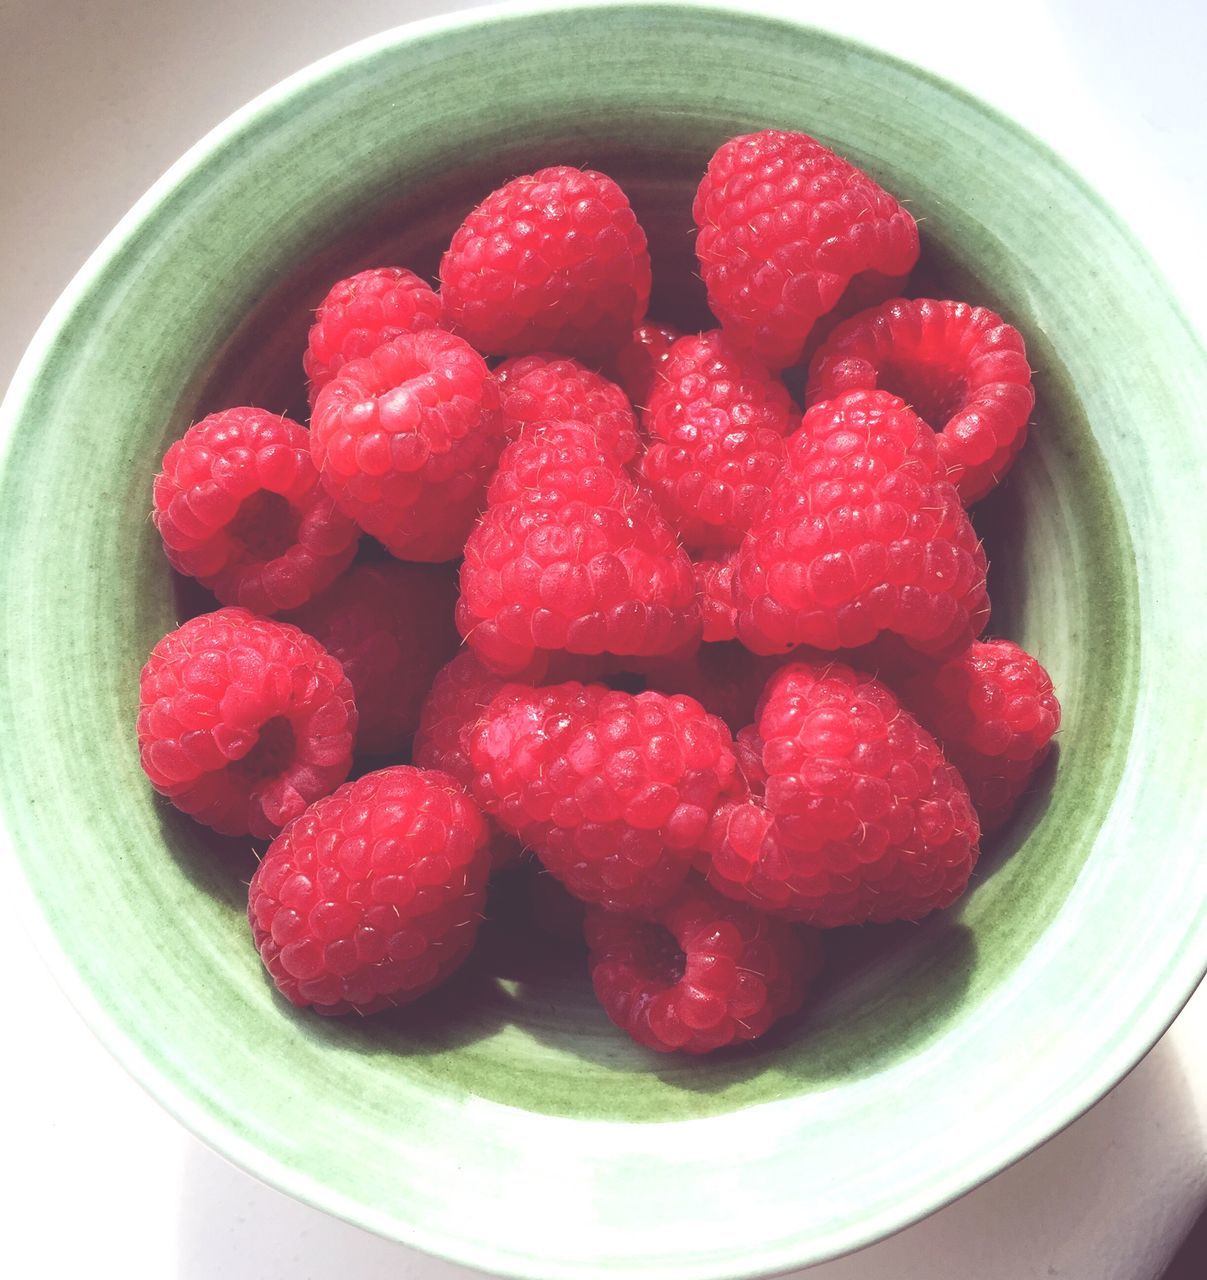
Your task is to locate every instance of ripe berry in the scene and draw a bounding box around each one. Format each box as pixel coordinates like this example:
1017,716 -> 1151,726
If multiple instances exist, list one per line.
310,329 -> 506,562
137,607 -> 356,838
694,129 -> 919,368
153,407 -> 359,614
457,421 -> 700,674
248,766 -> 490,1014
586,879 -> 819,1053
440,166 -> 651,361
707,660 -> 980,926
304,266 -> 442,406
900,638 -> 1060,833
806,298 -> 1035,503
736,389 -> 990,658
641,330 -> 795,549
469,683 -> 741,911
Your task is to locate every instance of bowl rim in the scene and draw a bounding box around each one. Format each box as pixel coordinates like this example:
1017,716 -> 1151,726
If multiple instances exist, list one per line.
3,1 -> 1206,1276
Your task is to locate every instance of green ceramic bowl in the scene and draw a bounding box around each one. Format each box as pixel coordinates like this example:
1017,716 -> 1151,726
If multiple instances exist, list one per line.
4,3 -> 1207,1277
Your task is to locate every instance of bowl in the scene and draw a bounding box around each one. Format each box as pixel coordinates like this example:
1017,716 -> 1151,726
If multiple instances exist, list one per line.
3,4 -> 1207,1278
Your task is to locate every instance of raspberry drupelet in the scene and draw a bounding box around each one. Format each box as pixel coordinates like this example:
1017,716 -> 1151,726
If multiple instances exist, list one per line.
693,129 -> 919,369
641,330 -> 796,549
248,765 -> 490,1014
303,266 -> 443,406
152,407 -> 360,614
586,878 -> 819,1053
900,638 -> 1061,833
469,683 -> 742,911
457,420 -> 700,675
285,561 -> 459,757
309,329 -> 506,562
806,297 -> 1035,503
440,166 -> 652,362
137,608 -> 357,839
736,389 -> 990,658
495,352 -> 640,466
708,660 -> 981,926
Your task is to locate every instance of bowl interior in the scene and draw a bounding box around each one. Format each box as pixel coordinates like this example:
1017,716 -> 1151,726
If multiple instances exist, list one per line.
2,6 -> 1204,1279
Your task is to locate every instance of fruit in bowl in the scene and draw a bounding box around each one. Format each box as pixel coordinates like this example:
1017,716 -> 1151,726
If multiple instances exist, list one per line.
3,6 -> 1205,1278
136,125 -> 1060,1051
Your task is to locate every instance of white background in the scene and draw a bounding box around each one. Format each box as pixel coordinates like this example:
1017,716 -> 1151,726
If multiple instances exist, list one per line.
2,2 -> 1205,1277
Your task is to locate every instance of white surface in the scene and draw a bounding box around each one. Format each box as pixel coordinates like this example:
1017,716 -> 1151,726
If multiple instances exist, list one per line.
2,1 -> 1205,1277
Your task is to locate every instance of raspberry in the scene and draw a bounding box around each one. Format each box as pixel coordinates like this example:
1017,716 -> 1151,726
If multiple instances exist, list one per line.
611,320 -> 682,406
137,607 -> 356,838
303,267 -> 443,406
310,329 -> 506,561
586,879 -> 818,1053
412,649 -> 544,869
496,352 -> 639,465
458,421 -> 700,674
694,550 -> 740,642
285,562 -> 458,757
640,330 -> 795,549
693,129 -> 919,369
900,639 -> 1060,833
736,389 -> 990,657
440,166 -> 651,361
247,765 -> 490,1015
469,683 -> 741,911
806,298 -> 1035,503
707,661 -> 980,926
152,408 -> 360,614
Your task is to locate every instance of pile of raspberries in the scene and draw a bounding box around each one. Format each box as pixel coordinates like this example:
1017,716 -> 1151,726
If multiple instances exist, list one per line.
138,129 -> 1059,1055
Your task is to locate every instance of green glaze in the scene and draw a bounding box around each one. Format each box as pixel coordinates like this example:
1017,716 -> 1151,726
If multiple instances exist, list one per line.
2,4 -> 1205,1277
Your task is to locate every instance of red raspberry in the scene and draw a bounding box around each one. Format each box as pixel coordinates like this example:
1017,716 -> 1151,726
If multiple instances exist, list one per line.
736,389 -> 990,658
707,661 -> 980,926
458,421 -> 700,674
900,639 -> 1060,833
285,562 -> 458,757
152,408 -> 359,614
412,649 -> 546,869
586,879 -> 818,1053
440,166 -> 651,361
693,130 -> 919,369
693,550 -> 739,642
611,320 -> 682,406
495,352 -> 639,465
303,267 -> 443,406
806,298 -> 1035,503
641,331 -> 795,549
310,330 -> 506,562
137,608 -> 356,838
469,683 -> 741,911
247,765 -> 490,1015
